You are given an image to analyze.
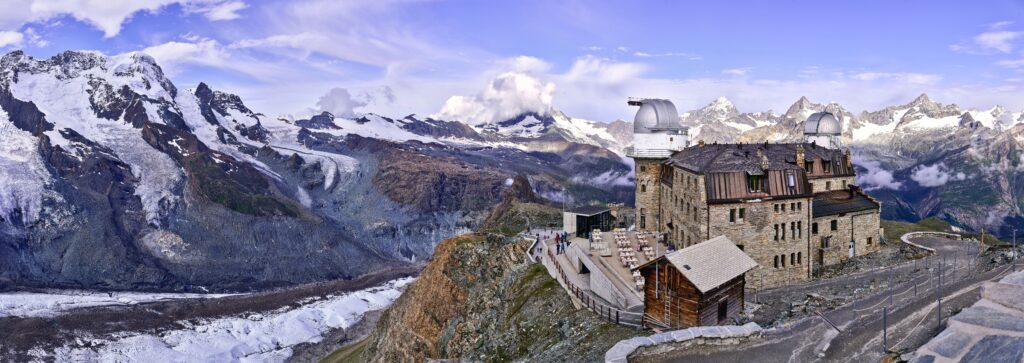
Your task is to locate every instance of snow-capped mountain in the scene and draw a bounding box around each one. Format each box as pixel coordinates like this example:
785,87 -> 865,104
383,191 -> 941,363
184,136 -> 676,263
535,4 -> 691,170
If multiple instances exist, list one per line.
0,50 -> 632,292
681,97 -> 778,143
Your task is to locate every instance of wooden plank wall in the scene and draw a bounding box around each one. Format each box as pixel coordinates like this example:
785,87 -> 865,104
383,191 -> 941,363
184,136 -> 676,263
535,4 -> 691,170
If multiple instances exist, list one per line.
641,264 -> 747,329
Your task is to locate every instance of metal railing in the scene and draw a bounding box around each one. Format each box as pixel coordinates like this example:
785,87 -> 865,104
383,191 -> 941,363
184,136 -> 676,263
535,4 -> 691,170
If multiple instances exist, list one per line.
545,247 -> 645,328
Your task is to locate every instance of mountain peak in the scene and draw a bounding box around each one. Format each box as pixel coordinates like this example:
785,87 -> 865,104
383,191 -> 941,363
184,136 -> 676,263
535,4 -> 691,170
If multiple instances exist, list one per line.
910,93 -> 934,107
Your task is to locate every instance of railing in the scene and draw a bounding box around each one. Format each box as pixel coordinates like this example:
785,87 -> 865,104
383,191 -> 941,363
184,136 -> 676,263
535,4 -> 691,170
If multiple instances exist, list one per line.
545,247 -> 645,328
625,147 -> 675,159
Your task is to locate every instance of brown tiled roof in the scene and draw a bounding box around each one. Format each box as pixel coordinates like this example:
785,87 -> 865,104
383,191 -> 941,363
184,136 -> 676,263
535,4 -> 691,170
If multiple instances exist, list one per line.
812,188 -> 880,218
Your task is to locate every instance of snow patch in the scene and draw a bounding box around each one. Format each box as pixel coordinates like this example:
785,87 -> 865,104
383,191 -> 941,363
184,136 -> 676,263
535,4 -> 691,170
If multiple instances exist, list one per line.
0,290 -> 238,318
0,107 -> 53,224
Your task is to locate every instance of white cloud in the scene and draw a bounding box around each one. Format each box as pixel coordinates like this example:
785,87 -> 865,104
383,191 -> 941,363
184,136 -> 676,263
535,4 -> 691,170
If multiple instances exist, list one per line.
951,21 -> 1023,55
850,72 -> 942,85
501,56 -> 552,73
0,31 -> 24,48
722,67 -> 752,76
910,163 -> 966,187
0,1 -> 248,39
975,31 -> 1023,53
184,0 -> 248,21
853,156 -> 902,191
563,55 -> 647,84
433,72 -> 555,125
633,51 -> 701,60
315,88 -> 368,118
142,38 -> 231,75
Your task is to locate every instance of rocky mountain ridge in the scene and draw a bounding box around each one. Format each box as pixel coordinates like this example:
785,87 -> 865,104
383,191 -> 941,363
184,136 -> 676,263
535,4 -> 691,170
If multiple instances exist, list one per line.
0,50 -> 633,292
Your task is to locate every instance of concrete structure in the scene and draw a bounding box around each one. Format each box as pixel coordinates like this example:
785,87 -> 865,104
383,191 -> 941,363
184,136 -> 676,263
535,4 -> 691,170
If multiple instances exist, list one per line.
637,236 -> 757,329
563,205 -> 615,238
630,111 -> 882,289
912,270 -> 1024,363
625,99 -> 689,232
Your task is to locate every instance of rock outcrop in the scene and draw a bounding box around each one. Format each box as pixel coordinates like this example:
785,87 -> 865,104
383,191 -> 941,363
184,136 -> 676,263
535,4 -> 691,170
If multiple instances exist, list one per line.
362,233 -> 640,362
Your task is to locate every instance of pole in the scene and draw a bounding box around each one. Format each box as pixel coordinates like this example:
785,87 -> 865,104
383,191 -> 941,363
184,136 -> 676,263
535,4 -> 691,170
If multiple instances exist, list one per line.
888,267 -> 893,306
883,306 -> 888,353
1014,229 -> 1017,273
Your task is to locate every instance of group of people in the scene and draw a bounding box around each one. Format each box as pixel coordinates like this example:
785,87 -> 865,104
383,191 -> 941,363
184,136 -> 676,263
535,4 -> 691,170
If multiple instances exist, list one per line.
535,227 -> 571,255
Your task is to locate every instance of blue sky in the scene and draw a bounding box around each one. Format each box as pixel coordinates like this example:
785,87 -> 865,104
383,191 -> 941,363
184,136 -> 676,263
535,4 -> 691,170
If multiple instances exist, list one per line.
1,0 -> 1023,122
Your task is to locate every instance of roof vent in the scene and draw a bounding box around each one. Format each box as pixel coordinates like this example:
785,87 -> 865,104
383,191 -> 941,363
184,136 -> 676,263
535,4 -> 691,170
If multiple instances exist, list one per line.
683,264 -> 692,270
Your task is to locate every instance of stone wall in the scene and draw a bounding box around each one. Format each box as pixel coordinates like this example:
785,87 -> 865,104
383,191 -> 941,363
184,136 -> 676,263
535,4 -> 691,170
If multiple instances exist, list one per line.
661,167 -> 707,248
811,210 -> 881,267
634,158 -> 665,231
708,199 -> 812,289
808,176 -> 853,193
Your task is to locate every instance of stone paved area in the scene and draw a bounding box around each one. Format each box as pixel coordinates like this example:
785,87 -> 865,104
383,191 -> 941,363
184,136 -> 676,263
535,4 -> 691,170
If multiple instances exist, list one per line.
912,270 -> 1024,363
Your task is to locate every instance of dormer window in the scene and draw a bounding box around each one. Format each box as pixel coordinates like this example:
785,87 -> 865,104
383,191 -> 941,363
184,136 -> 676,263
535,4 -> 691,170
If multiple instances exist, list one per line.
822,160 -> 832,174
804,160 -> 813,171
747,174 -> 765,193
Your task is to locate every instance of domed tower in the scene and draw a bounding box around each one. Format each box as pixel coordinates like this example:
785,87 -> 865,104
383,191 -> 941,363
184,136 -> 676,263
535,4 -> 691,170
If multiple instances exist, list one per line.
804,111 -> 842,149
625,98 -> 688,231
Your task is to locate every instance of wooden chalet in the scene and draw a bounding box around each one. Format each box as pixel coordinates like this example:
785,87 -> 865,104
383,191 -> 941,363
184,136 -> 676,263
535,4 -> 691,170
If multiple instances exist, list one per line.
636,236 -> 758,329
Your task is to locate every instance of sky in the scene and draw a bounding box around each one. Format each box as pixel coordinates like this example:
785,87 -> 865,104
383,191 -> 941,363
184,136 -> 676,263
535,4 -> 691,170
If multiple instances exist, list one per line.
0,0 -> 1023,122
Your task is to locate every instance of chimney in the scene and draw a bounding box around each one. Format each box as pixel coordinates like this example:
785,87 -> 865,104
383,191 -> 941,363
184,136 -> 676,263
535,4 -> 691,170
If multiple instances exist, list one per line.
796,144 -> 805,170
698,140 -> 706,147
845,149 -> 853,169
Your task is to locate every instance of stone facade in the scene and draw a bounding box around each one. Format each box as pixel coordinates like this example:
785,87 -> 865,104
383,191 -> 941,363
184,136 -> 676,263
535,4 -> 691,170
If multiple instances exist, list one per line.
632,142 -> 881,290
808,176 -> 854,194
635,158 -> 665,231
810,210 -> 881,267
661,192 -> 813,288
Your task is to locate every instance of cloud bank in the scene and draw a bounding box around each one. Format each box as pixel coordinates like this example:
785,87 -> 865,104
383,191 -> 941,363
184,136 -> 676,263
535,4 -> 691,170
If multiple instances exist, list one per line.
910,163 -> 967,187
852,156 -> 902,191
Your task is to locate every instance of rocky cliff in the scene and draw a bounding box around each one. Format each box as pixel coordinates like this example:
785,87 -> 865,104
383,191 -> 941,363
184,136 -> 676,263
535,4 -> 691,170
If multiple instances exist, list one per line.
361,233 -> 639,362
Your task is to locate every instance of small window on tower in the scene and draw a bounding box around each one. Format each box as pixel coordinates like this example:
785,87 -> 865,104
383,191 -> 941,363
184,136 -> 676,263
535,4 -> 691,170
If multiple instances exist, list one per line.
640,166 -> 646,173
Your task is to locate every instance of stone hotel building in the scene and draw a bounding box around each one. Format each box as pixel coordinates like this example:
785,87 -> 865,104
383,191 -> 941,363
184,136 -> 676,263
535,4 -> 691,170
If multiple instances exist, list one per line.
627,100 -> 882,289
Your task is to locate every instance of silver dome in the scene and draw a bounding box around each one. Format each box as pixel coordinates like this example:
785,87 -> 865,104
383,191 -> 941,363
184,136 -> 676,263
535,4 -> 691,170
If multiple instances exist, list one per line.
804,112 -> 842,135
632,99 -> 683,133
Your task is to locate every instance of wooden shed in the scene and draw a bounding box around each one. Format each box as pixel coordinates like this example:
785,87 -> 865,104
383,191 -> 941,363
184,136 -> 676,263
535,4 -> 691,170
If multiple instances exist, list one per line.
636,236 -> 758,330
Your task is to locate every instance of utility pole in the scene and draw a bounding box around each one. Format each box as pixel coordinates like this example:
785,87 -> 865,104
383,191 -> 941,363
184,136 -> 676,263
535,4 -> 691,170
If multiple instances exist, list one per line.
883,306 -> 888,353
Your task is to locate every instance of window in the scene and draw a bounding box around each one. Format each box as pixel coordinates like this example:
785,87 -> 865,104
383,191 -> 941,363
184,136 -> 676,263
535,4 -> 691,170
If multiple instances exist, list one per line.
730,209 -> 736,222
774,204 -> 780,212
787,173 -> 796,188
774,255 -> 779,268
804,160 -> 813,171
867,237 -> 873,245
831,220 -> 838,231
842,180 -> 848,189
774,224 -> 779,240
791,222 -> 796,238
640,166 -> 647,173
782,203 -> 786,212
798,221 -> 802,238
823,160 -> 832,173
782,255 -> 787,267
739,208 -> 745,219
826,181 -> 832,190
747,174 -> 765,193
781,224 -> 786,240
790,202 -> 796,211
641,184 -> 647,193
812,222 -> 819,234
718,300 -> 728,323
791,253 -> 795,265
640,216 -> 646,229
798,252 -> 802,264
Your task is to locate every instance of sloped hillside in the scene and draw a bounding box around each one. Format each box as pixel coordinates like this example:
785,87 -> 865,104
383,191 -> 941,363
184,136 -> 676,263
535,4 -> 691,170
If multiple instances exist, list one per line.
361,234 -> 639,362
